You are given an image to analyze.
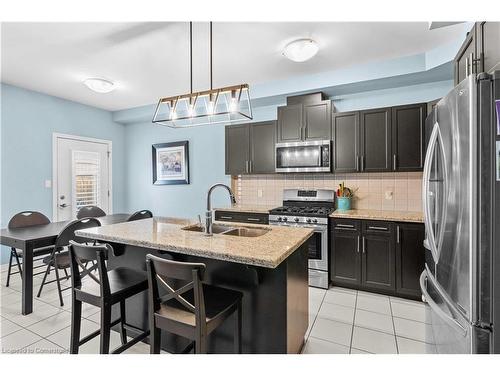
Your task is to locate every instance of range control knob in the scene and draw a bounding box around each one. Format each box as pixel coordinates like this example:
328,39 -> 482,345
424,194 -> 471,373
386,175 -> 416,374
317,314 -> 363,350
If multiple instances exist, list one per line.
294,217 -> 299,223
313,219 -> 318,224
283,217 -> 288,222
306,218 -> 312,223
277,217 -> 282,222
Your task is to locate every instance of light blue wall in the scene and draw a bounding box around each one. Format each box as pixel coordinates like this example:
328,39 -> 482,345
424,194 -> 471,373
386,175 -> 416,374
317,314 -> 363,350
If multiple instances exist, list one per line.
0,83 -> 126,263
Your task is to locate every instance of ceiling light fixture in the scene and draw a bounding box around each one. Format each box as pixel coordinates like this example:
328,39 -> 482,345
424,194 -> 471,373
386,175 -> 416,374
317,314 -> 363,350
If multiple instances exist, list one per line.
153,22 -> 253,128
83,78 -> 115,93
283,39 -> 319,62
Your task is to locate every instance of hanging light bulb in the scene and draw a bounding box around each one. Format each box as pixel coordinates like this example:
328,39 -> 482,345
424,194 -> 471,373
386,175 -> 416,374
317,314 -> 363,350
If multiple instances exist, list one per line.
207,92 -> 217,115
169,99 -> 178,120
229,90 -> 238,112
187,95 -> 197,117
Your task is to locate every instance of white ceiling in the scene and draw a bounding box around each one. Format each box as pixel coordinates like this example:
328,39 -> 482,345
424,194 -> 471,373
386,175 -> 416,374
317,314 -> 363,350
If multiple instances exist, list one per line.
1,22 -> 466,111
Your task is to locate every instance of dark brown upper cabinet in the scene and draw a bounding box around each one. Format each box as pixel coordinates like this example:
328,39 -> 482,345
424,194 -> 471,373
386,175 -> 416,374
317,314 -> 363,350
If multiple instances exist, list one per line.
277,101 -> 331,142
454,22 -> 500,85
225,121 -> 276,175
359,107 -> 392,172
332,111 -> 360,173
391,103 -> 426,172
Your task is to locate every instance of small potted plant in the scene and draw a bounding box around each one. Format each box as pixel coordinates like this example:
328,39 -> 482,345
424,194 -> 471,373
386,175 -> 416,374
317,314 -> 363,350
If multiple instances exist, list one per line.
336,182 -> 356,211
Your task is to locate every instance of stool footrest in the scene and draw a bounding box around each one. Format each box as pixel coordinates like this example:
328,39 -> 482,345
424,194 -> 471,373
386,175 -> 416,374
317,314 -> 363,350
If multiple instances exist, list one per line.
112,330 -> 150,354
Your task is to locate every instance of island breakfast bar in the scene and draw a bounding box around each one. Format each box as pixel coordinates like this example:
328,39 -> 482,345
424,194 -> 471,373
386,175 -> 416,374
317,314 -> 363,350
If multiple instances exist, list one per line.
76,217 -> 313,354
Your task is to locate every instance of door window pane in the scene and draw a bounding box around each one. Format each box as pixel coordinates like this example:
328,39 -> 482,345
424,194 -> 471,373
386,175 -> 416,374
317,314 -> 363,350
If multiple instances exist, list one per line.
72,151 -> 100,217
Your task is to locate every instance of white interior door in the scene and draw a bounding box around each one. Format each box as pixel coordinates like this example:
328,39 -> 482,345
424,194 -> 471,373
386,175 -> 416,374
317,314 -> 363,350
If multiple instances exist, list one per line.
54,135 -> 111,221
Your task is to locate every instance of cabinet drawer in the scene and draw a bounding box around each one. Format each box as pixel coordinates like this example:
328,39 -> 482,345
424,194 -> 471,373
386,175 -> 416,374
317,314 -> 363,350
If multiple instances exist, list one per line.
362,221 -> 393,235
331,218 -> 361,232
215,211 -> 269,225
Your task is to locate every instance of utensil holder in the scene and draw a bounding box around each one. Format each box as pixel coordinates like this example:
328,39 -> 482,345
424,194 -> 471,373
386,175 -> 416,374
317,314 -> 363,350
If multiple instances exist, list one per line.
336,197 -> 352,211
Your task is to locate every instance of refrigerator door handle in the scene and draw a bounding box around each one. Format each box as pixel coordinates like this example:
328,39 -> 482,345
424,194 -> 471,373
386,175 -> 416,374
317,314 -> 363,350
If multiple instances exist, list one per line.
420,269 -> 468,337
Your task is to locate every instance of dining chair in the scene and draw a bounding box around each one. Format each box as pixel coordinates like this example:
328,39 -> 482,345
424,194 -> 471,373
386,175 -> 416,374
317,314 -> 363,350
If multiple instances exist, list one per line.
5,211 -> 54,287
127,210 -> 153,222
76,205 -> 106,219
36,218 -> 101,306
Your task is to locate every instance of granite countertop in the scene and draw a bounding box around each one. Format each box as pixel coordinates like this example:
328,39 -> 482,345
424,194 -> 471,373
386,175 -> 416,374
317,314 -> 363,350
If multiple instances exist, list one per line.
213,204 -> 275,214
76,216 -> 313,269
330,209 -> 424,223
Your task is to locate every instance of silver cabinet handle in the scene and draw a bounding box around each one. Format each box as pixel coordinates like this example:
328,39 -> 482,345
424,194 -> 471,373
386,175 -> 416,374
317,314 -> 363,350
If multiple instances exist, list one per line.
336,224 -> 355,229
465,56 -> 469,76
393,154 -> 397,170
249,160 -> 252,173
396,225 -> 400,243
245,160 -> 249,173
361,155 -> 364,171
368,226 -> 388,231
469,52 -> 474,74
247,218 -> 261,222
356,155 -> 359,171
220,215 -> 233,220
357,235 -> 360,253
362,236 -> 366,253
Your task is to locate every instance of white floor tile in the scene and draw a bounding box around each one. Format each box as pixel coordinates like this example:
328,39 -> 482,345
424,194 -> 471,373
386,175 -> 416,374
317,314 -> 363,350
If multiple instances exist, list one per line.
306,313 -> 316,338
396,336 -> 436,354
323,289 -> 357,308
46,318 -> 100,350
309,287 -> 326,301
317,302 -> 355,325
0,328 -> 43,352
390,300 -> 427,323
309,297 -> 322,315
350,347 -> 373,354
63,300 -> 100,318
1,318 -> 23,337
27,311 -> 72,337
78,330 -> 124,354
356,293 -> 391,315
302,337 -> 350,354
328,286 -> 357,295
354,309 -> 394,334
309,317 -> 353,347
21,339 -> 67,354
393,317 -> 431,343
1,299 -> 62,326
1,290 -> 22,306
351,326 -> 397,354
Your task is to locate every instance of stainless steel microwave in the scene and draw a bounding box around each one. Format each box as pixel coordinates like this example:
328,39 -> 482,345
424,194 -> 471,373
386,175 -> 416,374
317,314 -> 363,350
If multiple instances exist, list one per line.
275,140 -> 331,173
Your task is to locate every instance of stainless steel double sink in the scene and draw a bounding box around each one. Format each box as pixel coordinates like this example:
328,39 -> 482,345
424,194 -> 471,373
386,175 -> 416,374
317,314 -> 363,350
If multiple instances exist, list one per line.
181,223 -> 270,237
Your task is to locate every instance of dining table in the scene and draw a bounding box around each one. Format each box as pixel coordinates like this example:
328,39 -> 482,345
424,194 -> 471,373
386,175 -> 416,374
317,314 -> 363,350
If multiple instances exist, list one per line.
0,213 -> 131,315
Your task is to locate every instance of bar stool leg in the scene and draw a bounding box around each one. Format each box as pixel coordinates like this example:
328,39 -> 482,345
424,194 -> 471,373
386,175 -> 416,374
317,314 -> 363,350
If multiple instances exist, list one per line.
234,301 -> 242,354
119,300 -> 128,345
150,325 -> 161,354
195,328 -> 207,354
70,297 -> 82,354
100,303 -> 112,354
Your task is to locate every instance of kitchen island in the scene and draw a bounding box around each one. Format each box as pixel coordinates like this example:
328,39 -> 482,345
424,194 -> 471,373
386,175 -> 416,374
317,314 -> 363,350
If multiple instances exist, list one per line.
76,217 -> 313,354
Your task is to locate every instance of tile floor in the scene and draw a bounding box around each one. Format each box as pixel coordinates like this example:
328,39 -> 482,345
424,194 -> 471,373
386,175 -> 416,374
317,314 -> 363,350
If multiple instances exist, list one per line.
0,263 -> 435,354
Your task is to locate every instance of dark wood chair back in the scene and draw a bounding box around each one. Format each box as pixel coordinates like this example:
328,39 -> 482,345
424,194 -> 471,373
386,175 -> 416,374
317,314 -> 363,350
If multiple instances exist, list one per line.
68,241 -> 113,296
55,218 -> 101,249
76,206 -> 106,219
146,254 -> 206,324
127,210 -> 153,222
8,211 -> 50,229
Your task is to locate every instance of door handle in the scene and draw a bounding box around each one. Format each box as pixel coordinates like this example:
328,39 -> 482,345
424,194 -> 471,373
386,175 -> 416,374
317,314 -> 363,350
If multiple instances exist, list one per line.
469,52 -> 474,74
245,160 -> 249,173
361,155 -> 365,171
465,56 -> 469,77
59,203 -> 70,208
393,154 -> 397,170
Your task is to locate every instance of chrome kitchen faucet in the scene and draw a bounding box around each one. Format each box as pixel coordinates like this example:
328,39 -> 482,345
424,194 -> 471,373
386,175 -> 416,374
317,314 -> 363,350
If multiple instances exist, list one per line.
205,183 -> 236,236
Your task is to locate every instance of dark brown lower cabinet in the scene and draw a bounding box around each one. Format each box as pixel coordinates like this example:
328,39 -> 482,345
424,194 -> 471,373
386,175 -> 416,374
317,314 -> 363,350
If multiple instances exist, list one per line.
330,218 -> 423,300
395,223 -> 425,299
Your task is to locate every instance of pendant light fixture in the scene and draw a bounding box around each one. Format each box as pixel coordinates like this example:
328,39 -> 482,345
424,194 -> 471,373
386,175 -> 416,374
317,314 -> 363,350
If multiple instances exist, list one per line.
153,22 -> 253,128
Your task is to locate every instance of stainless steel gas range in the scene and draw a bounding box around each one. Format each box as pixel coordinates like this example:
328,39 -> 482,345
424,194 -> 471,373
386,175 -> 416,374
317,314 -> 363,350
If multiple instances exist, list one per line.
269,189 -> 335,289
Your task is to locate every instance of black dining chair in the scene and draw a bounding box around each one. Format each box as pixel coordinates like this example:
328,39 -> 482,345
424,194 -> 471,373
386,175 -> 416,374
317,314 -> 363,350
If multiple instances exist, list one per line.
68,241 -> 150,354
146,254 -> 243,354
76,206 -> 106,219
36,218 -> 101,306
127,210 -> 153,222
5,211 -> 55,287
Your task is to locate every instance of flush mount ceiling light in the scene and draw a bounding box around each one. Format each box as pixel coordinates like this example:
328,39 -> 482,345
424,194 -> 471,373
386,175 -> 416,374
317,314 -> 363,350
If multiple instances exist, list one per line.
83,78 -> 115,93
283,39 -> 319,62
153,22 -> 253,128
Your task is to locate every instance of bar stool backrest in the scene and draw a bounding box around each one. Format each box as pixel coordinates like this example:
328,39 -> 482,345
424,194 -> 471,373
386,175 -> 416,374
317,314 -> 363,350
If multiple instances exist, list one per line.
146,254 -> 207,326
8,211 -> 50,228
127,210 -> 153,222
76,206 -> 106,219
68,241 -> 113,296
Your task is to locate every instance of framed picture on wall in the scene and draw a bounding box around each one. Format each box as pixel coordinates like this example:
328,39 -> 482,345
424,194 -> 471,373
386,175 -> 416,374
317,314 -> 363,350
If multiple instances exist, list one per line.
152,141 -> 190,185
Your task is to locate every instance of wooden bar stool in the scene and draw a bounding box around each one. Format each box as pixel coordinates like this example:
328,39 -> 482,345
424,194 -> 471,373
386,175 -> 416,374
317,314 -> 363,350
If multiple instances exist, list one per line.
146,254 -> 243,354
68,241 -> 150,354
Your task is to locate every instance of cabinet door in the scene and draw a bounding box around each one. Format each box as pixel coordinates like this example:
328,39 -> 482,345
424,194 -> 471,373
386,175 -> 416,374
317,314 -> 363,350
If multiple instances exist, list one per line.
330,220 -> 361,287
332,111 -> 360,173
454,26 -> 477,85
225,124 -> 249,175
395,223 -> 425,299
360,107 -> 392,172
391,103 -> 426,171
277,104 -> 303,142
304,101 -> 331,140
361,222 -> 395,292
477,21 -> 500,74
250,121 -> 276,174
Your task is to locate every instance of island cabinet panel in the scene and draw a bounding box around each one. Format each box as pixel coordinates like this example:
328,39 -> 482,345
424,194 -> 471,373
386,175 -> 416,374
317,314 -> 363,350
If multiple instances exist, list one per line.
391,103 -> 426,171
361,221 -> 395,292
277,104 -> 303,142
332,111 -> 360,173
215,210 -> 269,225
330,219 -> 361,288
395,223 -> 426,299
359,107 -> 392,172
225,124 -> 250,175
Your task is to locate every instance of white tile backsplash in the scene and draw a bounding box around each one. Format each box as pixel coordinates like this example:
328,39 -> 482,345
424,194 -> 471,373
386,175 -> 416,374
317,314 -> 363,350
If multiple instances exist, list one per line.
236,172 -> 422,211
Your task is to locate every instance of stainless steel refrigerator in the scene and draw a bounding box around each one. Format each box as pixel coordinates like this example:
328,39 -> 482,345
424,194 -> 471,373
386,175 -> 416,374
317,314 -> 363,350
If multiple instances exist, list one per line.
421,71 -> 500,354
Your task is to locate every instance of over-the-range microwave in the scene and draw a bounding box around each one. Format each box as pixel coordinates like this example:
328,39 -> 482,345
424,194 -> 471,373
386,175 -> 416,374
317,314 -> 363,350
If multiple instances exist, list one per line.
275,140 -> 331,173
